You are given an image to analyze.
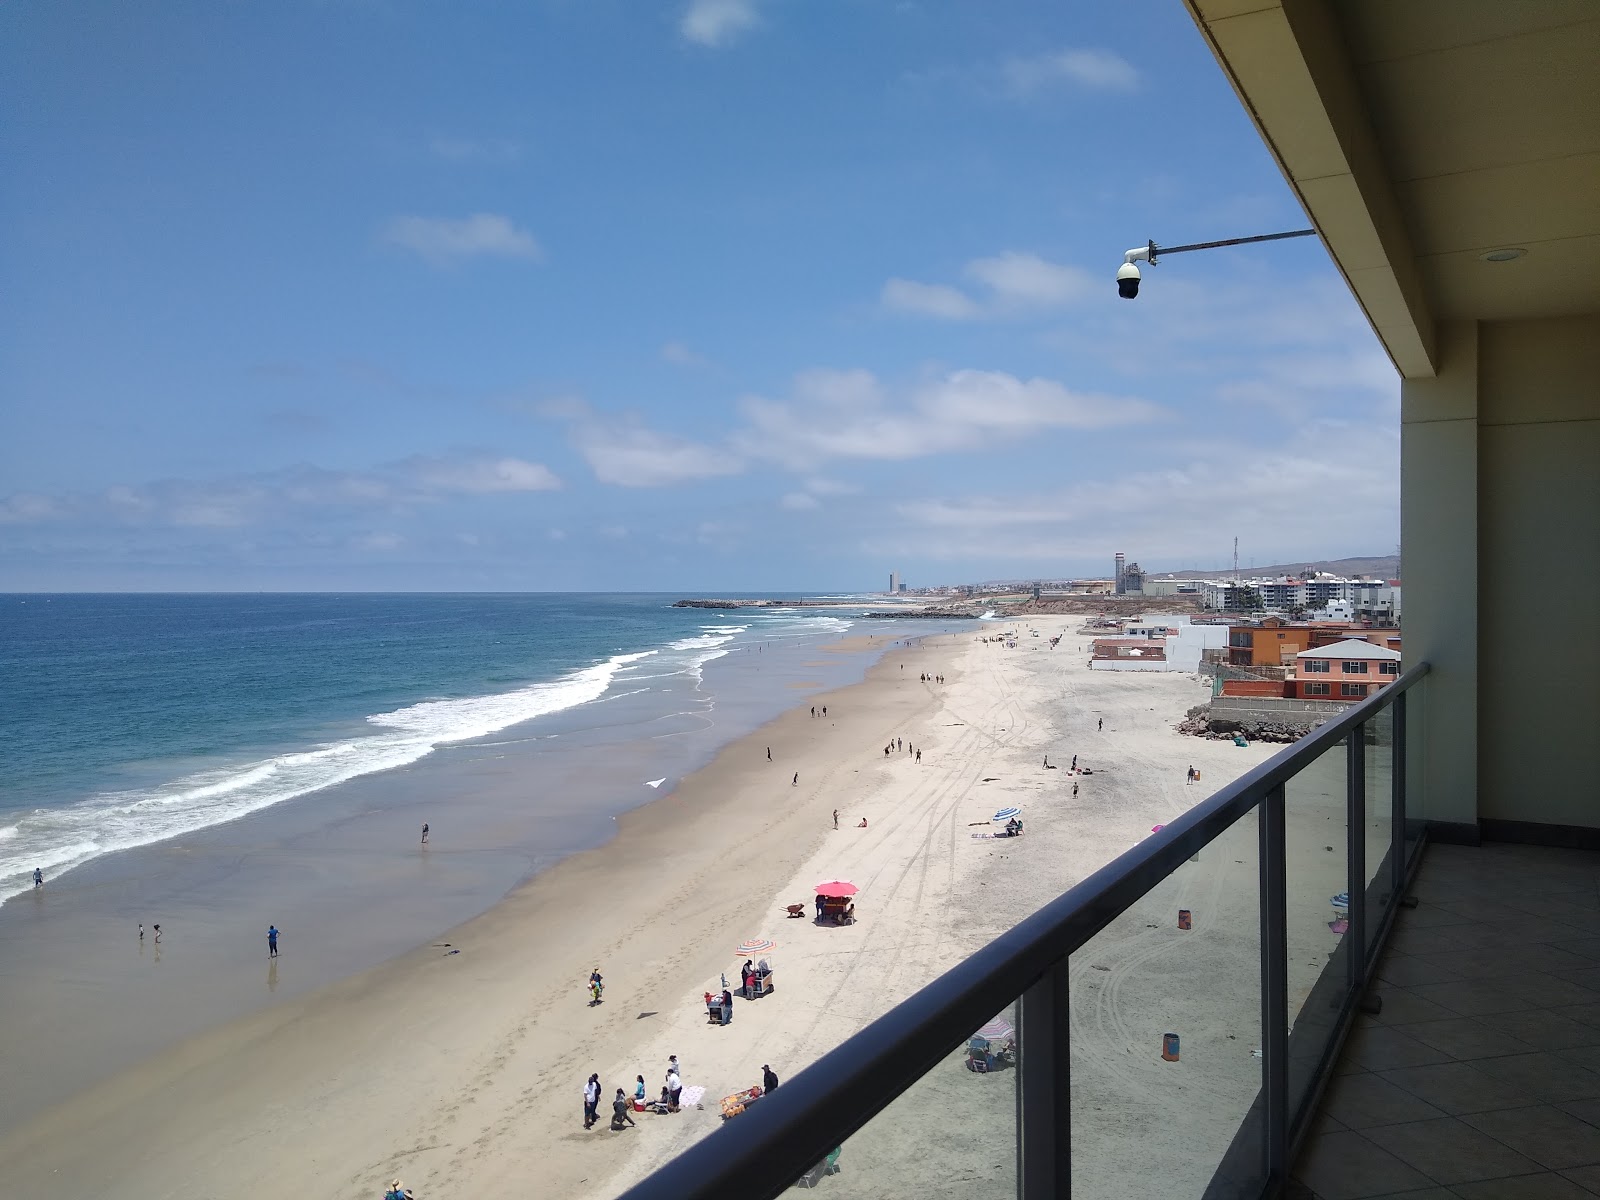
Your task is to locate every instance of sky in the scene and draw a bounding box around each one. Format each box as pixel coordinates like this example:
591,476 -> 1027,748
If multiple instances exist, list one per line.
0,0 -> 1400,592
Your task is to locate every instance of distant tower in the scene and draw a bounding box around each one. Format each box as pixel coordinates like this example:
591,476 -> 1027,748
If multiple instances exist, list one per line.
1114,552 -> 1126,595
888,571 -> 898,595
1233,537 -> 1240,582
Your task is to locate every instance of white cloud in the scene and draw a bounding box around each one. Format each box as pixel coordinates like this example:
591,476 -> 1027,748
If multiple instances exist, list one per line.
890,421 -> 1397,565
382,213 -> 542,266
734,367 -> 1162,468
880,278 -> 982,320
353,532 -> 405,552
882,251 -> 1094,320
0,452 -> 563,529
965,252 -> 1095,308
661,340 -> 710,368
1001,48 -> 1139,96
681,0 -> 759,46
803,477 -> 861,496
780,491 -> 821,511
402,454 -> 561,493
571,420 -> 745,487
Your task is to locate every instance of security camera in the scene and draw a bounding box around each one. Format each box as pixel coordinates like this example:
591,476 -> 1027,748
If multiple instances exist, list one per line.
1118,244 -> 1153,298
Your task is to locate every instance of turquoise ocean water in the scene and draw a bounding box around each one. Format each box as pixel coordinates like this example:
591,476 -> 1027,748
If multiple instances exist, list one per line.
0,593 -> 866,902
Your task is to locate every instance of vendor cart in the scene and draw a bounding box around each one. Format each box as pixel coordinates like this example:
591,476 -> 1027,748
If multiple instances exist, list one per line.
741,956 -> 775,999
720,1086 -> 764,1120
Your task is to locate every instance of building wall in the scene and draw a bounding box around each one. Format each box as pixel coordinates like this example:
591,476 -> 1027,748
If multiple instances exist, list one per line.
1089,659 -> 1168,672
1402,321 -> 1480,828
1476,316 -> 1600,829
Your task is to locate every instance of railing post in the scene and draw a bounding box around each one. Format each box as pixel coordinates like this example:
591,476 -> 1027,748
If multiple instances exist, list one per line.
1017,959 -> 1071,1199
1348,726 -> 1367,984
1260,785 -> 1288,1186
1392,691 -> 1408,895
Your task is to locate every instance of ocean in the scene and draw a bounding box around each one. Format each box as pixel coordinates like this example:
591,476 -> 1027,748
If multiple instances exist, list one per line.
0,592 -> 874,904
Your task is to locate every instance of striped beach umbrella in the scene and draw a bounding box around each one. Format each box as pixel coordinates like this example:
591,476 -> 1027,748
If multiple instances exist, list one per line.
735,938 -> 777,956
992,807 -> 1023,822
978,1017 -> 1015,1041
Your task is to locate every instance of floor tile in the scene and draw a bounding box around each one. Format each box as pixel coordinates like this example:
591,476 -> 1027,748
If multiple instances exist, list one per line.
1393,926 -> 1486,956
1364,1116 -> 1543,1185
1555,1098 -> 1600,1128
1452,1172 -> 1600,1198
1374,988 -> 1467,1026
1292,1129 -> 1435,1200
1476,1010 -> 1600,1052
1379,1061 -> 1534,1115
1324,1072 -> 1450,1129
1552,1004 -> 1600,1027
1563,968 -> 1600,994
1473,1054 -> 1600,1104
1551,938 -> 1600,962
1559,1164 -> 1600,1192
1501,975 -> 1600,1009
1402,1018 -> 1540,1061
1568,1048 -> 1600,1075
1344,1026 -> 1455,1071
1462,1106 -> 1600,1170
1409,982 -> 1543,1017
1382,954 -> 1470,989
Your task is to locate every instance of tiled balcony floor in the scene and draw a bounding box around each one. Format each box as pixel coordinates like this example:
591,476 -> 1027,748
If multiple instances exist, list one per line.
1293,842 -> 1600,1200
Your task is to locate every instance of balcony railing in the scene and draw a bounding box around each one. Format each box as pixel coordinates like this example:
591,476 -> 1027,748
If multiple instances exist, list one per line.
617,663 -> 1430,1200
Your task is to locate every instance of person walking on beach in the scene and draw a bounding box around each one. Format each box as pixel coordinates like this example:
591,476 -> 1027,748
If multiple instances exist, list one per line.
666,1066 -> 682,1111
1098,718 -> 1104,731
915,749 -> 921,763
153,924 -> 162,944
811,706 -> 816,718
833,809 -> 839,829
267,924 -> 279,958
766,746 -> 771,761
583,1074 -> 601,1129
1071,754 -> 1077,770
421,822 -> 429,844
1187,766 -> 1197,785
792,772 -> 798,786
763,1064 -> 780,1094
1072,782 -> 1079,798
139,922 -> 144,943
32,867 -> 43,889
821,705 -> 827,716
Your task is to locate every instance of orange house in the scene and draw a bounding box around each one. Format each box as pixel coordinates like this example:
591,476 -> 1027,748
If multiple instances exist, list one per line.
1290,639 -> 1403,701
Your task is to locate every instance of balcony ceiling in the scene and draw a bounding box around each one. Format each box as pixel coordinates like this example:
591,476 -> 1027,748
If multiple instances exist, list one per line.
1186,0 -> 1600,378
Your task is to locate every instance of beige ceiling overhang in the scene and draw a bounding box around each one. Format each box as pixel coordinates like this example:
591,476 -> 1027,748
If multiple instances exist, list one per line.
1185,0 -> 1600,381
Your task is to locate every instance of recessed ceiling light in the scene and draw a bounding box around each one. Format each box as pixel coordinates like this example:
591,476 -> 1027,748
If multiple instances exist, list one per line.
1479,247 -> 1528,262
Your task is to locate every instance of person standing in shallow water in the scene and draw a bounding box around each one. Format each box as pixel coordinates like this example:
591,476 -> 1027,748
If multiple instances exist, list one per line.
267,925 -> 279,958
421,823 -> 429,844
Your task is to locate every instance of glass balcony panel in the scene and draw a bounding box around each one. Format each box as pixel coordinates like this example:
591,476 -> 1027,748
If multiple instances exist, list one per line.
1282,732 -> 1350,1124
792,1000 -> 1018,1197
1363,706 -> 1397,965
1402,683 -> 1426,870
1070,812 -> 1264,1200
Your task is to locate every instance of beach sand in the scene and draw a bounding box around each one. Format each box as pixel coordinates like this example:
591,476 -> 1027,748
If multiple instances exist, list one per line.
0,620 -> 1367,1199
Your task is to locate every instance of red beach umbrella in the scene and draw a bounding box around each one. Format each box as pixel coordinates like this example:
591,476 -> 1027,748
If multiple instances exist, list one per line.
814,880 -> 858,897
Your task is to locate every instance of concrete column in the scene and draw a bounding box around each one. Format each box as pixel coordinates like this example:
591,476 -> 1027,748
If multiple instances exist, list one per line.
1400,321 -> 1479,830
1477,316 -> 1600,831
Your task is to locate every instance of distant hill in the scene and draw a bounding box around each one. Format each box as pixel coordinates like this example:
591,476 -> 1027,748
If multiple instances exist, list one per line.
1150,555 -> 1400,581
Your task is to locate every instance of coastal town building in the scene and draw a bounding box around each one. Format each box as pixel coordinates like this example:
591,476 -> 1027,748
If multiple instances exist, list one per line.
1227,618 -> 1402,668
1288,639 -> 1403,700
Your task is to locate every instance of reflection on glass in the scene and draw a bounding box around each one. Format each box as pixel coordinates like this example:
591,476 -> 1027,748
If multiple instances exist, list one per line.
794,1002 -> 1017,1197
1281,733 -> 1348,1124
1071,814 -> 1262,1200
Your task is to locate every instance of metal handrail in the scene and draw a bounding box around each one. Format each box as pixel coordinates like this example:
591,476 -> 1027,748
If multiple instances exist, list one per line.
615,662 -> 1429,1200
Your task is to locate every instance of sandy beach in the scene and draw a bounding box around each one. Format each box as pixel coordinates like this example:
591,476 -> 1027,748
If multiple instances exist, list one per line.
0,618 -> 1374,1199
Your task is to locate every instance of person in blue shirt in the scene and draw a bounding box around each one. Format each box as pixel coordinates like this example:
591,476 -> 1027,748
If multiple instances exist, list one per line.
267,925 -> 279,958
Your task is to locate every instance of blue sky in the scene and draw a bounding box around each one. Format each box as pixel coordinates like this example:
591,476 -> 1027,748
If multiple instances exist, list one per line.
0,0 -> 1399,592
